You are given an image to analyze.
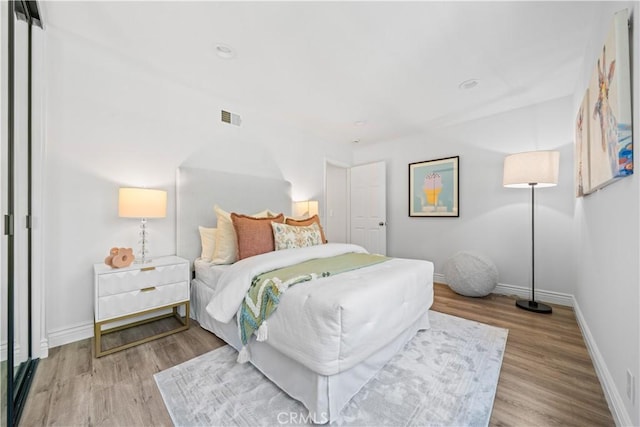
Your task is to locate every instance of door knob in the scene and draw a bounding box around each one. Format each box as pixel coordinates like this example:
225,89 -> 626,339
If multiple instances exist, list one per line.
378,222 -> 385,226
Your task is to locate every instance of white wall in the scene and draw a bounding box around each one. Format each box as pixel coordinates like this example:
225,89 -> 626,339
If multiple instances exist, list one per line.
353,96 -> 576,296
42,23 -> 352,344
573,3 -> 639,425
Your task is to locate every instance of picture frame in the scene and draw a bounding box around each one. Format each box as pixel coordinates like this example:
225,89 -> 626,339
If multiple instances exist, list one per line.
409,156 -> 459,217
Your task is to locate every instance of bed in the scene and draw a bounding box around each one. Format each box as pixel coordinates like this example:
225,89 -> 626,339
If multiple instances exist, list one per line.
177,167 -> 434,424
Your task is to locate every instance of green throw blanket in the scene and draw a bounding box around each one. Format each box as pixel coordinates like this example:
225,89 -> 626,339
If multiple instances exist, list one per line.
237,252 -> 389,355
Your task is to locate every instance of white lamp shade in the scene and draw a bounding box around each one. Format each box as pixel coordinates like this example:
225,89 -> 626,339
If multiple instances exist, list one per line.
503,151 -> 560,188
293,200 -> 319,218
118,188 -> 167,218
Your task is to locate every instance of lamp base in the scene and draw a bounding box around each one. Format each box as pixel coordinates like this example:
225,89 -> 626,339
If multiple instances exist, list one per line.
516,299 -> 552,314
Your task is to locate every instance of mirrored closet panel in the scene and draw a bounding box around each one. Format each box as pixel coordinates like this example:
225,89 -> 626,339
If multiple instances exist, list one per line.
2,1 -> 42,425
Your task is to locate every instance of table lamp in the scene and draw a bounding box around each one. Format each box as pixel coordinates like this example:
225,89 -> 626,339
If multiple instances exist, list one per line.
118,187 -> 167,264
293,200 -> 319,219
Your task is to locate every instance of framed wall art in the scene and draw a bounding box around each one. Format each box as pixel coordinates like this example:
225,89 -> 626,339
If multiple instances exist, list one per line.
409,156 -> 459,217
579,8 -> 633,195
575,90 -> 590,197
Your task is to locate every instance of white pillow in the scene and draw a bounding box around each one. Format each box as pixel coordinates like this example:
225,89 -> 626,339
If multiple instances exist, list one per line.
198,226 -> 217,261
272,222 -> 323,251
211,206 -> 280,264
211,205 -> 237,264
252,209 -> 275,218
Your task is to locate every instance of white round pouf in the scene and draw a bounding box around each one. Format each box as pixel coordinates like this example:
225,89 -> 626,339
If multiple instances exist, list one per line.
443,251 -> 498,297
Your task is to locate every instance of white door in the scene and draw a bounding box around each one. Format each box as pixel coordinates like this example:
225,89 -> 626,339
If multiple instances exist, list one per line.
324,162 -> 349,244
350,161 -> 387,255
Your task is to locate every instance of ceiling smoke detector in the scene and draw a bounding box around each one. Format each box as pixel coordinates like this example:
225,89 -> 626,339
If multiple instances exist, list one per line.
458,78 -> 479,90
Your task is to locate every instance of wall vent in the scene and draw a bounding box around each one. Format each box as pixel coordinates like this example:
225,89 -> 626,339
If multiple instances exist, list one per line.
221,110 -> 242,126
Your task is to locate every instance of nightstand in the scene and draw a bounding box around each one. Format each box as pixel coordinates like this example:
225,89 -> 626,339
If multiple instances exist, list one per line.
94,255 -> 190,357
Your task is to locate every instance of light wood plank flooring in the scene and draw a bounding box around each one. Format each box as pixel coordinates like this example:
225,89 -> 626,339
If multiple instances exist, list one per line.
20,284 -> 614,426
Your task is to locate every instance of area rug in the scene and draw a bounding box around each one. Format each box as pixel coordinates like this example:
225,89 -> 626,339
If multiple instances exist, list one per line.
154,311 -> 508,426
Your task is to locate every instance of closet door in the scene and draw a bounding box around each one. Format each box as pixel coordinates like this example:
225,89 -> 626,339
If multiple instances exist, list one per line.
2,1 -> 42,425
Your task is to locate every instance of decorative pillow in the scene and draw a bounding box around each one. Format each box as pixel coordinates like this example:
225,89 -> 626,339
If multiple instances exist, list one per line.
231,213 -> 285,260
211,206 -> 280,264
198,226 -> 217,261
285,214 -> 327,243
272,222 -> 323,251
211,206 -> 237,264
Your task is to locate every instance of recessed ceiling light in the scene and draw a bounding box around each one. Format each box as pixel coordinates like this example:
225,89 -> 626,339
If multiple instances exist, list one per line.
458,78 -> 479,90
354,120 -> 367,126
352,139 -> 361,144
215,44 -> 236,59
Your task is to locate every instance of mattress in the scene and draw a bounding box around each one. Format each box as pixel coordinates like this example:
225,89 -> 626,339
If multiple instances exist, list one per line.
193,258 -> 230,291
206,243 -> 434,375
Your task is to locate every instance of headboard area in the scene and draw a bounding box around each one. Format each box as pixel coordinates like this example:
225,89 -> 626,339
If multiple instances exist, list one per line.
176,167 -> 292,264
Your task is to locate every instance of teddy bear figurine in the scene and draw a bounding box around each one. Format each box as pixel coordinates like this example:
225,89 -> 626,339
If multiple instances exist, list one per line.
104,247 -> 135,268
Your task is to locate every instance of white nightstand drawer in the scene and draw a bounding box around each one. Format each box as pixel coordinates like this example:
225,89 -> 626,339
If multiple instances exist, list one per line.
96,280 -> 189,321
97,263 -> 189,297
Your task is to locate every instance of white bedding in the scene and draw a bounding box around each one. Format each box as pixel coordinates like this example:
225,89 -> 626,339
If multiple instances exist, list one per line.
193,258 -> 230,291
206,243 -> 434,375
191,278 -> 431,423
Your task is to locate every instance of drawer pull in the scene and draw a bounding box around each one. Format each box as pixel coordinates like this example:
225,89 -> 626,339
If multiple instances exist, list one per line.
140,286 -> 156,292
141,266 -> 156,272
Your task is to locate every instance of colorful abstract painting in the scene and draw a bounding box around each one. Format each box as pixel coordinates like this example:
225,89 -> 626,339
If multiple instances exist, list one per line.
409,156 -> 459,217
575,91 -> 590,197
584,8 -> 633,193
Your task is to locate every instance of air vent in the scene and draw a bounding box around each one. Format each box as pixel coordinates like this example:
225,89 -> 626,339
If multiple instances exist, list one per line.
221,110 -> 242,126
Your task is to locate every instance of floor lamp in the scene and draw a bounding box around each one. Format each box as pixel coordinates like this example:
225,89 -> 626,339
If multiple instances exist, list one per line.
503,150 -> 559,314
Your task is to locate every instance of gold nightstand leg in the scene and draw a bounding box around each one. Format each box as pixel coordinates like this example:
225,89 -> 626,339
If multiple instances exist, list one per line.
94,322 -> 102,357
94,300 -> 190,357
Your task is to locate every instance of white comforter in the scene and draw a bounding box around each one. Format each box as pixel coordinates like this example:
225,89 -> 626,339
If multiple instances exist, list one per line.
206,243 -> 434,375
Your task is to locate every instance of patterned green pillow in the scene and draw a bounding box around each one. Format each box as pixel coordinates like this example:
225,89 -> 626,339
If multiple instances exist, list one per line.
272,222 -> 323,250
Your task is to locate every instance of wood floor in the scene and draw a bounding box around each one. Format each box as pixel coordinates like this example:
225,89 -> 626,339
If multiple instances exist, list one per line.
20,284 -> 614,426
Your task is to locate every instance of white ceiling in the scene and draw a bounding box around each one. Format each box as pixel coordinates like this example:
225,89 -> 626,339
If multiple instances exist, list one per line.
42,1 -> 602,144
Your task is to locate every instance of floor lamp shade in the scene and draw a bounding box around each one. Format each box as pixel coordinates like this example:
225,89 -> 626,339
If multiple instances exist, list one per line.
503,151 -> 559,188
503,150 -> 559,314
118,188 -> 167,263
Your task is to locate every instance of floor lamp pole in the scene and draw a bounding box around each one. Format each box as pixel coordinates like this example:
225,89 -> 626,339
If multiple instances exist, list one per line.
515,183 -> 552,314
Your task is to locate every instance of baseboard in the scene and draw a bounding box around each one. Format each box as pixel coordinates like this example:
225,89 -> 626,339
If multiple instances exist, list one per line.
0,342 -> 23,361
433,273 -> 446,284
39,338 -> 49,359
573,298 -> 632,427
2,339 -> 49,360
433,273 -> 574,307
492,283 -> 574,307
47,321 -> 94,349
46,309 -> 173,350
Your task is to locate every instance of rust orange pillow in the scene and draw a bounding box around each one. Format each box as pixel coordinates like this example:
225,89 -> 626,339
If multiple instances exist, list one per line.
285,214 -> 327,243
231,213 -> 284,260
